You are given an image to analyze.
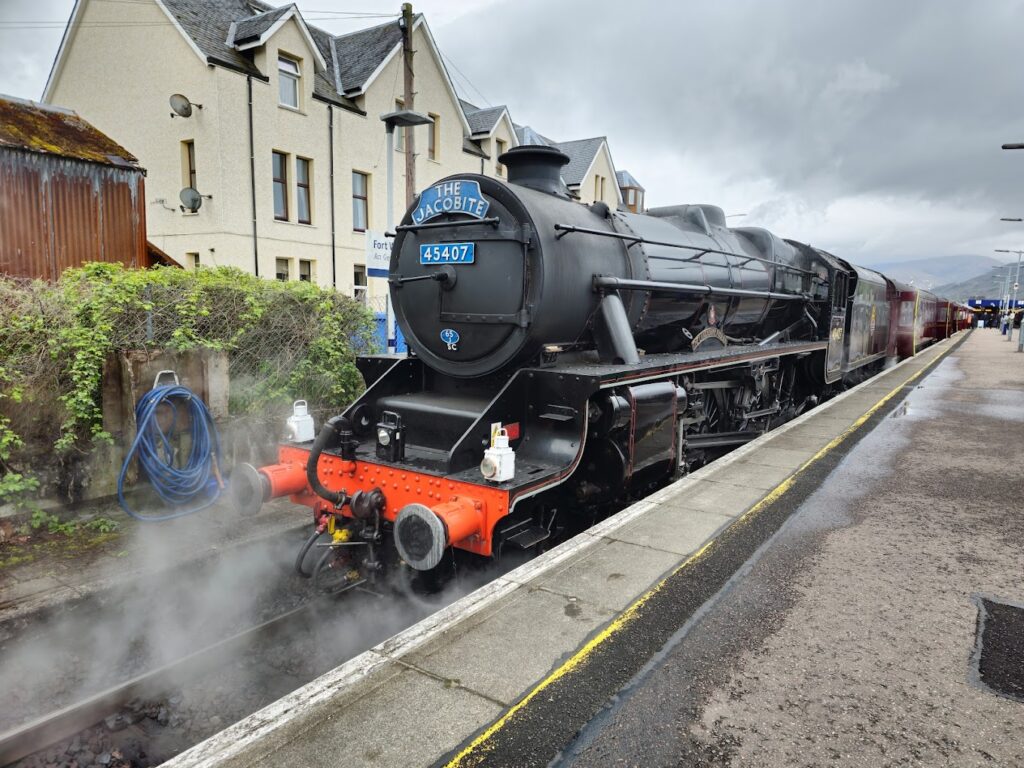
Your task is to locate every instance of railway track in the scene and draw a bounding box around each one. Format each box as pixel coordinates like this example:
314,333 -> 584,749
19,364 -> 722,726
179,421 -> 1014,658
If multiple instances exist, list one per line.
0,601 -> 315,766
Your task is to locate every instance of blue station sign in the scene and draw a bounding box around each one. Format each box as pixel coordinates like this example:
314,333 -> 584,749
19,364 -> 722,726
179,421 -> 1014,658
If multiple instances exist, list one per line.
412,180 -> 490,225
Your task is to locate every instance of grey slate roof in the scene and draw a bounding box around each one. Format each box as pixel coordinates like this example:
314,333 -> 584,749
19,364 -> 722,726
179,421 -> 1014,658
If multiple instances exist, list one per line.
158,0 -> 403,111
229,4 -> 290,46
552,137 -> 606,186
513,123 -> 554,147
459,99 -> 507,136
616,169 -> 644,190
332,19 -> 405,96
162,0 -> 259,74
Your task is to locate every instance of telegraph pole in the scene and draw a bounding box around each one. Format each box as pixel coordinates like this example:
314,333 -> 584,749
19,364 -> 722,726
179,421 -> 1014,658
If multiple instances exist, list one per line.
401,3 -> 416,207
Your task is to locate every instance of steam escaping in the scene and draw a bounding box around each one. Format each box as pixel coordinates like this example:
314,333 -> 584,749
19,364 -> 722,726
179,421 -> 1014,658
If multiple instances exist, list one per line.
0,500 -> 486,766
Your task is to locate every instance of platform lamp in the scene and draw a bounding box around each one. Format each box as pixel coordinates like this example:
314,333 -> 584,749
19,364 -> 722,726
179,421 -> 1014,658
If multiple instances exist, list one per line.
990,265 -> 1011,326
995,249 -> 1024,342
1001,143 -> 1024,345
379,109 -> 434,352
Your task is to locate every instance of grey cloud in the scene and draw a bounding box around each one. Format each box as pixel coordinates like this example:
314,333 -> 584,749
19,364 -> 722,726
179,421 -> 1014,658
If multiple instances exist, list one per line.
2,0 -> 1022,264
437,0 -> 1024,261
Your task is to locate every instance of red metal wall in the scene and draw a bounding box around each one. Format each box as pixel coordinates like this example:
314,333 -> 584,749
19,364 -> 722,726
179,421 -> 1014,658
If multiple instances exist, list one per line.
0,150 -> 146,281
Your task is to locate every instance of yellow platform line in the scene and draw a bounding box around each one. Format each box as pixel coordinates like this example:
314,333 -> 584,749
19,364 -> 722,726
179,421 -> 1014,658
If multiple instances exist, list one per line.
444,340 -> 958,768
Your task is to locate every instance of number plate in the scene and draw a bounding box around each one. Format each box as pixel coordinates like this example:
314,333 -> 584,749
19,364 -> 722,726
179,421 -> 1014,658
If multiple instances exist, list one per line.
419,242 -> 475,265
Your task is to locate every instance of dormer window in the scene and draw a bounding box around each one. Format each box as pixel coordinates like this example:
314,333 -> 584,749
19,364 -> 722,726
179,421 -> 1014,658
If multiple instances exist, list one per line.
278,55 -> 300,109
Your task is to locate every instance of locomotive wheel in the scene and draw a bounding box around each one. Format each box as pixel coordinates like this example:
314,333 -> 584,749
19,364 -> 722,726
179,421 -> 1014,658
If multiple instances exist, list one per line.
312,547 -> 364,595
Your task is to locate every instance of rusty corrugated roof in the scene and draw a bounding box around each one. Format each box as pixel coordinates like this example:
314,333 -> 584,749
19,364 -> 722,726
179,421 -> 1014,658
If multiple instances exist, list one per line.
0,94 -> 140,169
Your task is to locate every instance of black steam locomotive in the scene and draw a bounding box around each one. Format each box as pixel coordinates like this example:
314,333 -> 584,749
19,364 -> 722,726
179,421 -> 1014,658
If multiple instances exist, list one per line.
236,145 -> 967,592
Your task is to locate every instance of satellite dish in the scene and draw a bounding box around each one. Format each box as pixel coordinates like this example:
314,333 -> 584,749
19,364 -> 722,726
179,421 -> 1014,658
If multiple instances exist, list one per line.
169,93 -> 202,118
180,187 -> 203,213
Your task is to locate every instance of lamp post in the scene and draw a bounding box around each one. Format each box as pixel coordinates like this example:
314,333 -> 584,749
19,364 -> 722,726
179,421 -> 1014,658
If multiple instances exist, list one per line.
991,266 -> 1010,328
995,249 -> 1024,341
1000,142 -> 1024,346
379,109 -> 433,352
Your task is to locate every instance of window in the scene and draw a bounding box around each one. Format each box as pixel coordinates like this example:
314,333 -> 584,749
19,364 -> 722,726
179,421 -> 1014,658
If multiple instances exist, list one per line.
600,176 -> 606,201
594,174 -> 603,201
278,56 -> 300,108
428,113 -> 439,160
296,157 -> 312,224
353,265 -> 367,303
186,251 -> 200,271
352,171 -> 368,232
273,151 -> 288,221
394,100 -> 405,151
299,259 -> 312,282
276,258 -> 290,281
182,140 -> 196,189
495,139 -> 507,176
627,188 -> 636,206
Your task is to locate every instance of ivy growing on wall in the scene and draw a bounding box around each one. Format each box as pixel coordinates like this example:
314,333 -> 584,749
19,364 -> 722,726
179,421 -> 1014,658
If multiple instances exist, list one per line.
0,264 -> 376,504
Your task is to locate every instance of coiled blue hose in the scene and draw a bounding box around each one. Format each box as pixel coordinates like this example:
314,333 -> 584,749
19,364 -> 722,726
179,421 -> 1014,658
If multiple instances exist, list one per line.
117,384 -> 224,521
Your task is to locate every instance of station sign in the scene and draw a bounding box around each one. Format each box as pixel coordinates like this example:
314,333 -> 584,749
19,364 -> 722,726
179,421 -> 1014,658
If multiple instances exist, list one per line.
365,231 -> 392,278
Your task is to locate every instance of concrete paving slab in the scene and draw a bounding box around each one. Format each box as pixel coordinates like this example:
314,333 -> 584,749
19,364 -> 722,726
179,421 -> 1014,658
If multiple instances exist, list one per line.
783,418 -> 857,439
761,430 -> 833,453
739,445 -> 816,469
653,478 -> 768,515
405,585 -> 615,705
247,664 -> 504,768
526,538 -> 683,612
606,505 -> 733,557
701,459 -> 794,492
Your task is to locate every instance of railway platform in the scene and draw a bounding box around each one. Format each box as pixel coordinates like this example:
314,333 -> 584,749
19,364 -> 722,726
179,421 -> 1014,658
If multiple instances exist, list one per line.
164,328 -> 1024,768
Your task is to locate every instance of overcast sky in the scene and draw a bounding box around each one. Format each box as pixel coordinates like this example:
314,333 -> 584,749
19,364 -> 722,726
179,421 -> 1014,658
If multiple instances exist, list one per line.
3,0 -> 1024,267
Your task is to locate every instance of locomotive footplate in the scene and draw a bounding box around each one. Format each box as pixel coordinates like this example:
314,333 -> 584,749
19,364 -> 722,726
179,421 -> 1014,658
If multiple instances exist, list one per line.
536,339 -> 828,387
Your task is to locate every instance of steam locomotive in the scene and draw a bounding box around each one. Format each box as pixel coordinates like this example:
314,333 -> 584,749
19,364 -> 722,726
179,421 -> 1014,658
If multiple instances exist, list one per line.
233,145 -> 971,593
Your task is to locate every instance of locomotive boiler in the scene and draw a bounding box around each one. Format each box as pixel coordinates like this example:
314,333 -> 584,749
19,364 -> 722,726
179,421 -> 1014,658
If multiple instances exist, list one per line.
235,145 -> 966,594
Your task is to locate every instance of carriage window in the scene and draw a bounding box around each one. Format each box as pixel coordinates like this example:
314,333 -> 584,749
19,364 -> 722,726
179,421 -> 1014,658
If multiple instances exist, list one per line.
899,301 -> 914,326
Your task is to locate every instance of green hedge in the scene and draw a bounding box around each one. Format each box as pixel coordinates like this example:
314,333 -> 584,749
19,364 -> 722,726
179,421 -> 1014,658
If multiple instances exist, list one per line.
0,263 -> 375,504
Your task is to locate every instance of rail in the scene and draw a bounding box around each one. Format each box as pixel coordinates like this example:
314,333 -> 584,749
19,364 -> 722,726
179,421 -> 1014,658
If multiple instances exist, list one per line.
0,603 -> 313,765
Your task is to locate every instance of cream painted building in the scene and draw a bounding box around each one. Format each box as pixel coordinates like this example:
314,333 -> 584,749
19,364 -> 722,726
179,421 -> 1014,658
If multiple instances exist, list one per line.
43,0 -> 628,299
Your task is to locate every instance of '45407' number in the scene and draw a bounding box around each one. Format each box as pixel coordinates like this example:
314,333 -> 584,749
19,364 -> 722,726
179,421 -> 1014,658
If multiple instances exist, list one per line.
419,242 -> 475,264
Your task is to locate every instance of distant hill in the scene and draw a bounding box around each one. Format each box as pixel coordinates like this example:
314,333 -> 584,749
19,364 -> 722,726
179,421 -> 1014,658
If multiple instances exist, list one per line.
866,254 -> 1005,290
935,266 -> 1024,302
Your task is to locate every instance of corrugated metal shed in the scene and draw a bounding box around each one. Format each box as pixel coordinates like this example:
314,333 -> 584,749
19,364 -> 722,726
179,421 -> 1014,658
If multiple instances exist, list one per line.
0,95 -> 148,280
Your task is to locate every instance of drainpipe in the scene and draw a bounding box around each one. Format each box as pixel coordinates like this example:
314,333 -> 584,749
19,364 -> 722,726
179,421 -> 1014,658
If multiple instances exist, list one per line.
328,105 -> 336,288
247,75 -> 259,277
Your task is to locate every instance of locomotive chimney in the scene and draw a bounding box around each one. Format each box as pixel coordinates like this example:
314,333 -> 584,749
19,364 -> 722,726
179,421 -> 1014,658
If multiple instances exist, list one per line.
499,145 -> 570,196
